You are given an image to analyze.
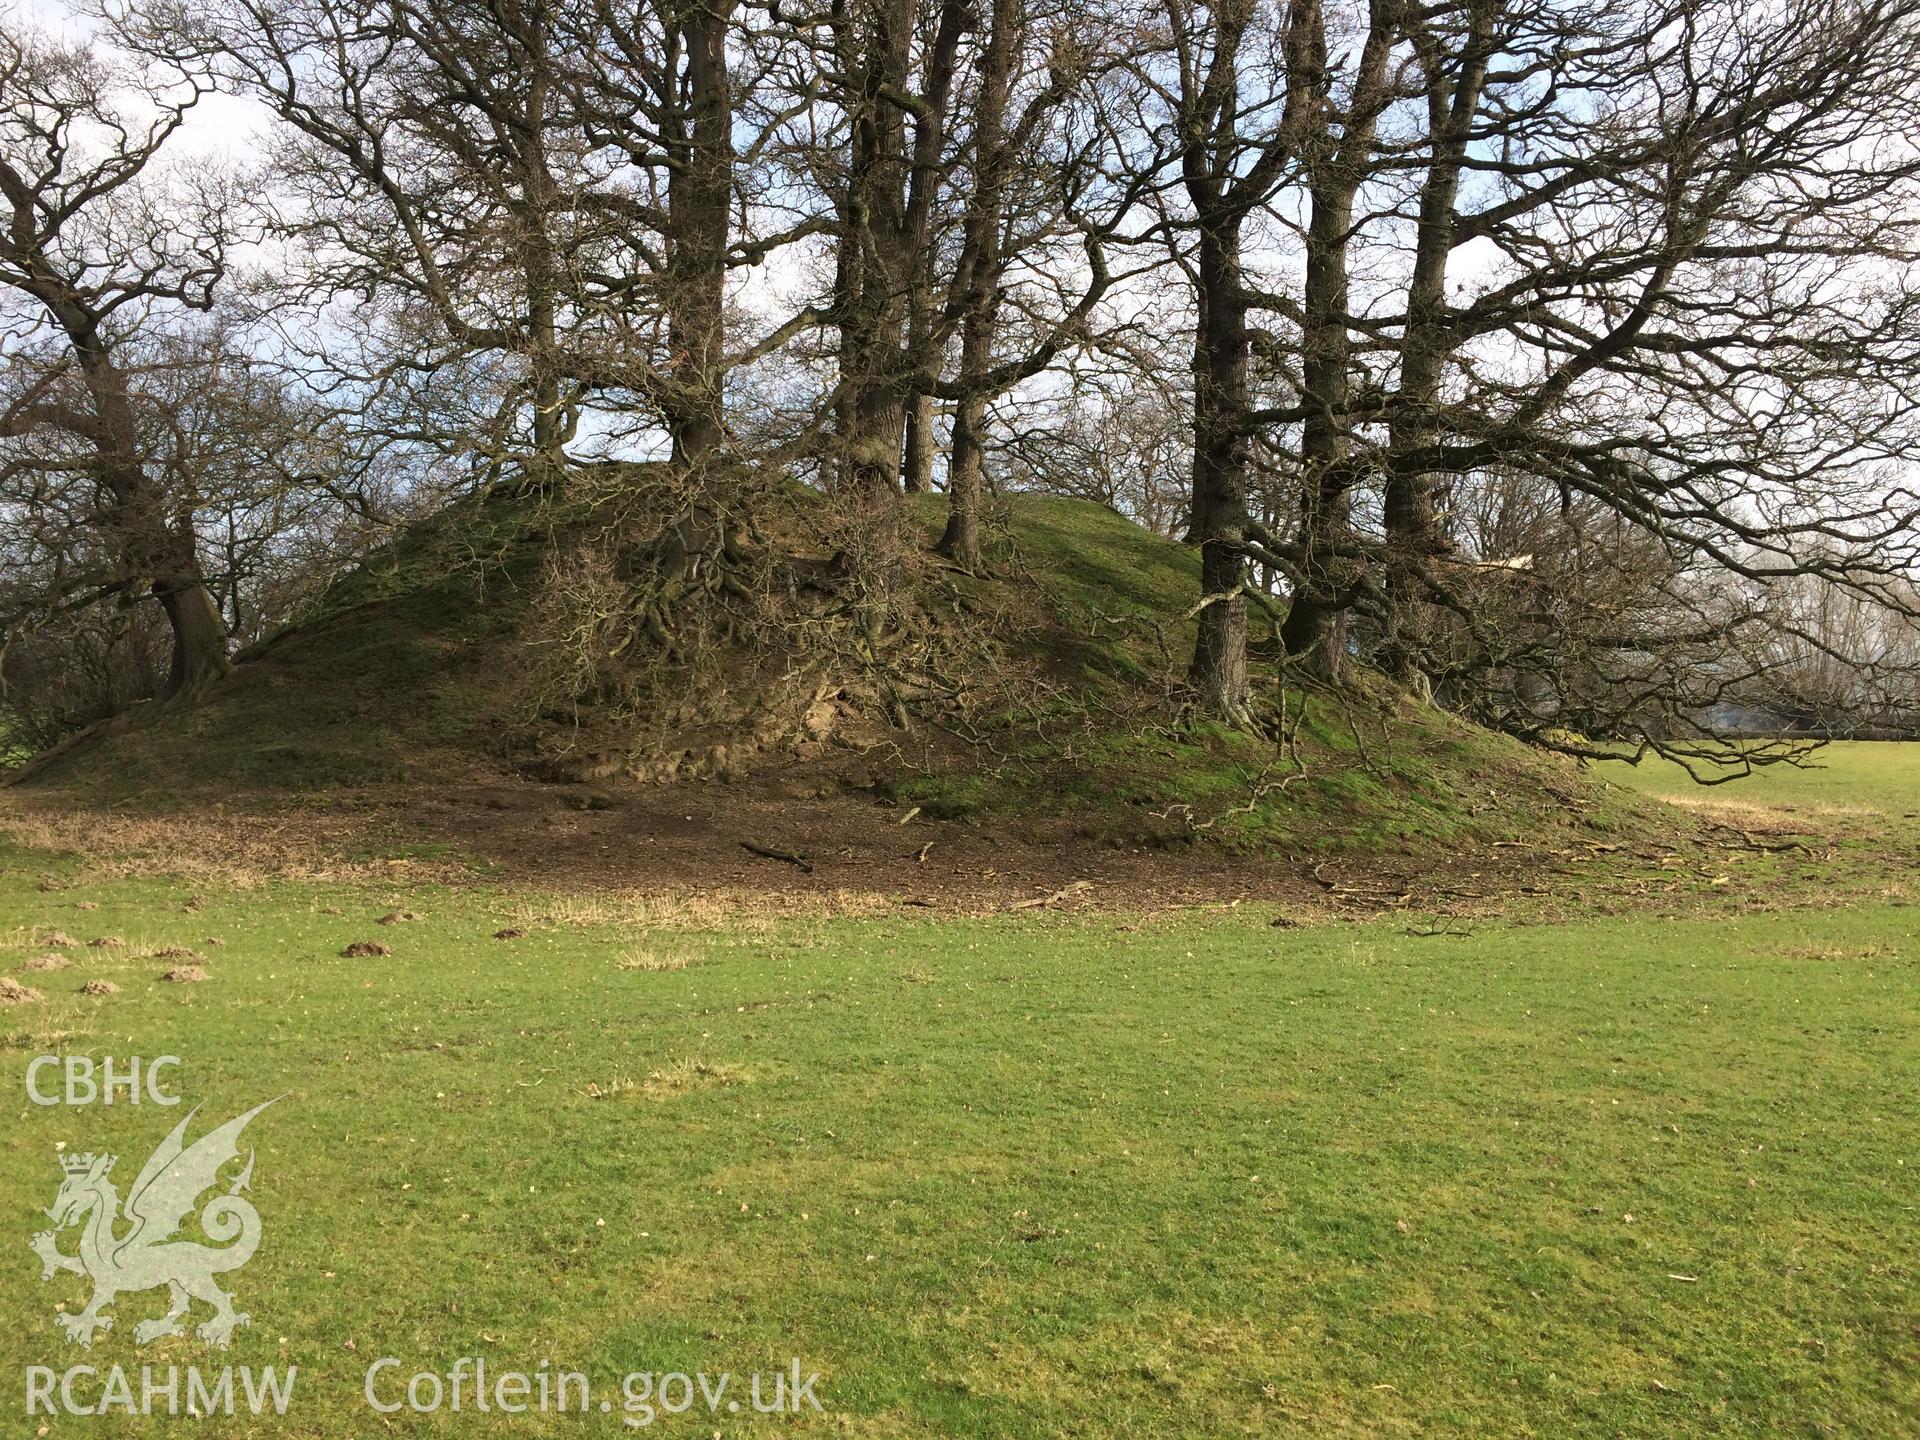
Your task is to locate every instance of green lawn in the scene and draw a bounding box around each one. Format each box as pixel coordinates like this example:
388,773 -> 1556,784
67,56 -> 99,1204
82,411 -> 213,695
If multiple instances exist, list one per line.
1605,738 -> 1920,814
2,842 -> 1915,1436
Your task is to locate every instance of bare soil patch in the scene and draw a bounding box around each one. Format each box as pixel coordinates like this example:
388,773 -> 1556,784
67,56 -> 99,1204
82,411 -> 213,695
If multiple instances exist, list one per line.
4,759 -> 1906,921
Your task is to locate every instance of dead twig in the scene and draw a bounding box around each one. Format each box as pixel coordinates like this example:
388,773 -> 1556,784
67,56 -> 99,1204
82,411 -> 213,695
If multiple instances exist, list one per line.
1405,919 -> 1477,938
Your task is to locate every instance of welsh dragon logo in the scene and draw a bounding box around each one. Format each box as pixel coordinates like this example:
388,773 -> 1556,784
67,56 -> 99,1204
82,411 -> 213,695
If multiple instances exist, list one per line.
29,1098 -> 280,1349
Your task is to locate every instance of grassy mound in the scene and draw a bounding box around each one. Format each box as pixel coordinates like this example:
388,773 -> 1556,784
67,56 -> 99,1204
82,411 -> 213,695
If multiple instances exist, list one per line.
10,498 -> 546,799
7,488 -> 1650,855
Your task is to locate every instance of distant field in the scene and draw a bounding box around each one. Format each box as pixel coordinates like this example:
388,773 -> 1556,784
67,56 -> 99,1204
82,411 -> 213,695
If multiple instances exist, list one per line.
1,840 -> 1915,1436
1604,739 -> 1920,814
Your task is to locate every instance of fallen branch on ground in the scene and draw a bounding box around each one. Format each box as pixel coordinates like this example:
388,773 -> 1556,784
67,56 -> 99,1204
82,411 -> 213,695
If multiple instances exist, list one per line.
739,840 -> 814,873
1703,820 -> 1811,853
1007,880 -> 1091,912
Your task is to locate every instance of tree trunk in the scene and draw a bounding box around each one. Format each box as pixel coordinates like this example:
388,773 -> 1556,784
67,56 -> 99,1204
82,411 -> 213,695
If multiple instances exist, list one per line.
833,0 -> 965,500
840,382 -> 907,495
520,5 -> 567,482
25,253 -> 231,706
832,0 -> 914,498
902,392 -> 935,493
96,399 -> 230,699
1382,17 -> 1490,691
155,569 -> 231,697
1276,15 -> 1395,680
937,0 -> 1015,572
665,0 -> 734,477
939,392 -> 985,569
1277,173 -> 1357,679
1187,220 -> 1254,722
938,274 -> 994,574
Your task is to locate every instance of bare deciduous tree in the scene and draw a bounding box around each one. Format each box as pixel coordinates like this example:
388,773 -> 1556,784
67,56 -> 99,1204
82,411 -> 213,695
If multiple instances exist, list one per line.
0,19 -> 232,696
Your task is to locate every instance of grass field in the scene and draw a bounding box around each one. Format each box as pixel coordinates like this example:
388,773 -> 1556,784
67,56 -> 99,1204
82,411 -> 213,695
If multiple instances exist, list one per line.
1605,739 -> 1920,816
0,751 -> 1916,1435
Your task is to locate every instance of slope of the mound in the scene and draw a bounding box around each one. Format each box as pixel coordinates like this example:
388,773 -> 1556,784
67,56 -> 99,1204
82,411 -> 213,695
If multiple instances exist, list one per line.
7,488 -> 1665,860
13,497 -> 545,800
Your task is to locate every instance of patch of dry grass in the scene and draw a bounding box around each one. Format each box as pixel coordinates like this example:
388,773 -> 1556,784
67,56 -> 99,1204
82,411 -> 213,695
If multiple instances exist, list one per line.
0,796 -> 470,887
616,947 -> 694,972
1654,794 -> 1851,828
636,1057 -> 747,1097
586,1058 -> 747,1099
513,886 -> 893,933
1779,941 -> 1896,961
